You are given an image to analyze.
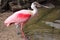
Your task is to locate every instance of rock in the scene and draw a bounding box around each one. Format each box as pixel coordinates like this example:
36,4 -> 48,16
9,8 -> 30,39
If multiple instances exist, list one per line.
45,21 -> 60,29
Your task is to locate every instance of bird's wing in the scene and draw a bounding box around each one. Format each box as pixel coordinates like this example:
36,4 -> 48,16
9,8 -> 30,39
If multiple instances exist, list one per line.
4,10 -> 32,26
16,13 -> 31,23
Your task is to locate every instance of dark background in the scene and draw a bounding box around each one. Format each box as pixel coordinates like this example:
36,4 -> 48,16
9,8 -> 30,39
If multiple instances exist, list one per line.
0,0 -> 60,12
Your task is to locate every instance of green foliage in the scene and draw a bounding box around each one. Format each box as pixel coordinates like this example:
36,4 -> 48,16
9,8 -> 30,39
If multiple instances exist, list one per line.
23,7 -> 60,40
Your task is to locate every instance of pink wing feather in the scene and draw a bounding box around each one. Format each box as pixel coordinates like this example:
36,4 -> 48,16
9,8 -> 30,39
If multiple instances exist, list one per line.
4,10 -> 31,26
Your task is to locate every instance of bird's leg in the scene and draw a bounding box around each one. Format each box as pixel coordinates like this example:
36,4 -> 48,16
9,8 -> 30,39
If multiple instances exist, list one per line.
20,23 -> 27,40
16,24 -> 21,35
20,23 -> 25,37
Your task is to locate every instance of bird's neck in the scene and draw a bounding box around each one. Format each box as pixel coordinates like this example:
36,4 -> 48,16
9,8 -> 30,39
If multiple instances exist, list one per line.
32,7 -> 38,15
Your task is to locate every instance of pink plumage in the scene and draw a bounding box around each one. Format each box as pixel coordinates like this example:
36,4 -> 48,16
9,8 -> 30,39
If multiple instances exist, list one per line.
4,10 -> 31,26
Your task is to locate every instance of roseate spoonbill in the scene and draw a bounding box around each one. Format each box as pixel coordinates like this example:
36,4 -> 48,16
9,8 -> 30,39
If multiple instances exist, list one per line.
4,1 -> 54,40
4,2 -> 41,39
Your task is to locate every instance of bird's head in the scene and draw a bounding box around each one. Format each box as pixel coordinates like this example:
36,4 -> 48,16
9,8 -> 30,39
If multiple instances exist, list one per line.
31,2 -> 41,9
31,2 -> 55,9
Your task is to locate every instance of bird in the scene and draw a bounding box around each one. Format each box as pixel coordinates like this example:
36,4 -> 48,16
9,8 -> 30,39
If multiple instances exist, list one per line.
4,2 -> 41,40
4,1 -> 54,40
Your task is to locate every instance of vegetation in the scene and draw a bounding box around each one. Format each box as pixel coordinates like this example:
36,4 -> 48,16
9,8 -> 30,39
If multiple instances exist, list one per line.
23,7 -> 60,40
